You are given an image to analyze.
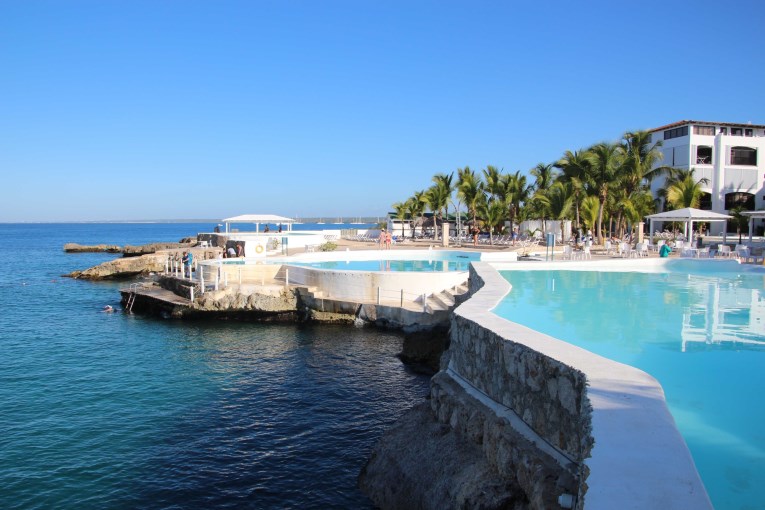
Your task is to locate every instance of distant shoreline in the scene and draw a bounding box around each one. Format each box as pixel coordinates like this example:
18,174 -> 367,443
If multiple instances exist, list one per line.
0,218 -> 382,224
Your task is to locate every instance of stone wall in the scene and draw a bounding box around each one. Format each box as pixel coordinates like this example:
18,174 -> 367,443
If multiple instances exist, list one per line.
446,291 -> 592,461
432,262 -> 711,510
425,263 -> 590,508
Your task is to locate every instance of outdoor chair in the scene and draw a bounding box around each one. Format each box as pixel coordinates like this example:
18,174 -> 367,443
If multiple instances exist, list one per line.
734,245 -> 750,261
717,245 -> 732,258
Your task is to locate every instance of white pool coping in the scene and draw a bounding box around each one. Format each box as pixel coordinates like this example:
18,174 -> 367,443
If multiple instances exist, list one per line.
461,261 -> 714,509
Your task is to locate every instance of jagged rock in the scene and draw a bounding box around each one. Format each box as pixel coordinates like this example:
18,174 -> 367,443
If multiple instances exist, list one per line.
400,326 -> 450,374
232,294 -> 248,309
66,253 -> 166,280
122,242 -> 195,256
359,402 -> 528,510
63,243 -> 122,253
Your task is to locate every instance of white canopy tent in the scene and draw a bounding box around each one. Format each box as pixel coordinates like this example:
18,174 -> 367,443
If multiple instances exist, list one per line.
221,214 -> 296,233
741,210 -> 765,244
646,208 -> 732,243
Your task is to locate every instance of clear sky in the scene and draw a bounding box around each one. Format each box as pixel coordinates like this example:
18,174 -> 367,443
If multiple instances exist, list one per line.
2,0 -> 764,222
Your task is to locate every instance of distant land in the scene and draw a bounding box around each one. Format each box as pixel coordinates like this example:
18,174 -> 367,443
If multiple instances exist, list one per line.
1,217 -> 383,224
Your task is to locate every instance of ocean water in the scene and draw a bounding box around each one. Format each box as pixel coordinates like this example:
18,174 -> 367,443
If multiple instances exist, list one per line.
0,223 -> 428,509
495,269 -> 765,510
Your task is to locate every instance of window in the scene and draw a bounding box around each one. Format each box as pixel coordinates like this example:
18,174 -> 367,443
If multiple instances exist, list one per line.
731,128 -> 743,136
664,126 -> 689,140
730,146 -> 757,165
693,125 -> 715,135
725,192 -> 755,210
696,146 -> 712,164
745,128 -> 753,137
720,127 -> 728,135
699,192 -> 712,210
647,133 -> 652,143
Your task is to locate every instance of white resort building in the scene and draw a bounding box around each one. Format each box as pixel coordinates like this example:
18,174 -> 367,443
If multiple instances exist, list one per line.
649,120 -> 765,236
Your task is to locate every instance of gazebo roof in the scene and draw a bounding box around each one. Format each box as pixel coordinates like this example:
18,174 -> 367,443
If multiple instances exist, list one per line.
646,208 -> 732,222
222,214 -> 296,224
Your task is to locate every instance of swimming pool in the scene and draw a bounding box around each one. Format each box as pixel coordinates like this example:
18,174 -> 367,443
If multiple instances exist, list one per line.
493,265 -> 765,510
216,250 -> 482,272
285,255 -> 479,272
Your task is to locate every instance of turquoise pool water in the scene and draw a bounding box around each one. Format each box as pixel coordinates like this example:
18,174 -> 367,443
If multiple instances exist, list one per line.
494,267 -> 765,510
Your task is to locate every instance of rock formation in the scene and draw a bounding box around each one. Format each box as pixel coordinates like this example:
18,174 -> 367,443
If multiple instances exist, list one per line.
63,243 -> 122,253
122,242 -> 195,256
359,402 -> 529,510
66,254 -> 167,279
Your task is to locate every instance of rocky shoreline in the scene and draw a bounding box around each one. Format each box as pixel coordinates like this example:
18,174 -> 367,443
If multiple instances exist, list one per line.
64,239 -> 219,280
64,239 -> 196,256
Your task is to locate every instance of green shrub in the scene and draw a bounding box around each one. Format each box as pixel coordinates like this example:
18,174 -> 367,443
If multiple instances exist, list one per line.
319,242 -> 337,252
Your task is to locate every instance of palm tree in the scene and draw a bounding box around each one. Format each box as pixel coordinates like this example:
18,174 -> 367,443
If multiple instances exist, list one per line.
412,189 -> 427,233
432,172 -> 454,216
425,183 -> 450,240
503,170 -> 532,235
540,181 -> 574,244
615,189 -> 655,239
588,142 -> 623,243
729,206 -> 749,243
478,198 -> 506,245
656,167 -> 710,215
621,130 -> 670,193
482,165 -> 504,202
555,149 -> 594,230
406,195 -> 425,239
391,201 -> 408,239
529,163 -> 557,237
432,173 -> 455,238
457,167 -> 483,227
530,163 -> 556,194
664,173 -> 707,209
580,196 -> 600,235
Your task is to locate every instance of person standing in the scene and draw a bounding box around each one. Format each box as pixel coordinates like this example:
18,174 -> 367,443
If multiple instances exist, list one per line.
182,251 -> 193,278
385,230 -> 392,250
379,229 -> 386,249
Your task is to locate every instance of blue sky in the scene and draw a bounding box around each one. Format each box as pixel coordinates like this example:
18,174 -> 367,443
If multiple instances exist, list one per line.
2,0 -> 764,222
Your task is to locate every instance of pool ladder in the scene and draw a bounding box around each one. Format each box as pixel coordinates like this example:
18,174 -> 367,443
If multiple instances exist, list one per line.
125,283 -> 141,313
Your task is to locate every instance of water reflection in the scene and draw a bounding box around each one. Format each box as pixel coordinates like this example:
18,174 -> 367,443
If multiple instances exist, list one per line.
681,275 -> 765,352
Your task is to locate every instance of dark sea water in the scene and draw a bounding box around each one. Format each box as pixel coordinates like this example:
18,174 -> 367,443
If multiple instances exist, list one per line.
0,223 -> 428,509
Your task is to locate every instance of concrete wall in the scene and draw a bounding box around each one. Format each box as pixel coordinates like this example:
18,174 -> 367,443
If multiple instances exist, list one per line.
434,262 -> 712,509
284,264 -> 468,303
